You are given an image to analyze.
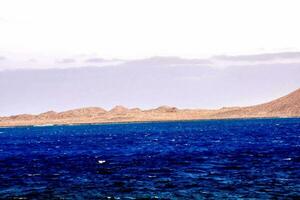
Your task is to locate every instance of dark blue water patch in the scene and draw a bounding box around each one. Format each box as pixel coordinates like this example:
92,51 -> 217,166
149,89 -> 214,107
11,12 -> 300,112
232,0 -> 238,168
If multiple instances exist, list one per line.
0,118 -> 300,199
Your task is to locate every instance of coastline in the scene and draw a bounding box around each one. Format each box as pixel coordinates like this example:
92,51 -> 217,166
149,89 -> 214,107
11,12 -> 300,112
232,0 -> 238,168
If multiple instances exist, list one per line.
1,115 -> 299,128
1,87 -> 300,128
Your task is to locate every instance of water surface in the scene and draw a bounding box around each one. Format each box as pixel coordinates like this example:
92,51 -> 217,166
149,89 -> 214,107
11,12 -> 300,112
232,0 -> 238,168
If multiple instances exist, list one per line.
0,118 -> 300,199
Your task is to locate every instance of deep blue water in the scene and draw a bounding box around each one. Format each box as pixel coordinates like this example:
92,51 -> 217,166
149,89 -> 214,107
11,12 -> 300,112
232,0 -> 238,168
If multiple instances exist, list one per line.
0,118 -> 300,199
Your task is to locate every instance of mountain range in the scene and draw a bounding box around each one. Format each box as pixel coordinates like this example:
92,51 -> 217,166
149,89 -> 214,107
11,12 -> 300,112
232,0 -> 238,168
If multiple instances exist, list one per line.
1,88 -> 299,127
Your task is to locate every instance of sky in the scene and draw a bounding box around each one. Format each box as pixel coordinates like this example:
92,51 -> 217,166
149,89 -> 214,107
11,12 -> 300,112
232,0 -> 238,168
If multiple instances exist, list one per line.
1,0 -> 300,115
1,0 -> 300,67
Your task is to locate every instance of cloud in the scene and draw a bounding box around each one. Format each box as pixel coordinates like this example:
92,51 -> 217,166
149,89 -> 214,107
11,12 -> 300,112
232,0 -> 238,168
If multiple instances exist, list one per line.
213,52 -> 300,62
28,58 -> 37,63
85,58 -> 107,63
2,51 -> 300,71
56,58 -> 76,64
125,56 -> 212,67
0,17 -> 6,22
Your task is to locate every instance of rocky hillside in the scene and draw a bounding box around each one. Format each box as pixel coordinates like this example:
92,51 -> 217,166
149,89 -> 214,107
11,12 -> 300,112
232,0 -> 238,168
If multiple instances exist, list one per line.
213,88 -> 300,118
1,88 -> 299,127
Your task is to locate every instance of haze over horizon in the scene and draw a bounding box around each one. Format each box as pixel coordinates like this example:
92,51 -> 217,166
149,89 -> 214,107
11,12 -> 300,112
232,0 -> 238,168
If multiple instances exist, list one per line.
1,54 -> 300,116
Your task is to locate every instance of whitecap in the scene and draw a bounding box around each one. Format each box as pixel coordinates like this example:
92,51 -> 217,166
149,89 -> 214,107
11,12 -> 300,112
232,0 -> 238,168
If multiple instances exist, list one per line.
283,158 -> 292,161
34,124 -> 54,127
27,173 -> 41,176
98,160 -> 106,164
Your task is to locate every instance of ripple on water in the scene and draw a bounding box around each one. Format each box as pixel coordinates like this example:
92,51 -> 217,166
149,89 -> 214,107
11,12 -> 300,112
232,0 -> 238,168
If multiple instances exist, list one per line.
0,118 -> 299,199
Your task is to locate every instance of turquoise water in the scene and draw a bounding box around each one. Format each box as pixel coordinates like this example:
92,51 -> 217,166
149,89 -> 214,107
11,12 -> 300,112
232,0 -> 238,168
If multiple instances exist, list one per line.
0,118 -> 300,199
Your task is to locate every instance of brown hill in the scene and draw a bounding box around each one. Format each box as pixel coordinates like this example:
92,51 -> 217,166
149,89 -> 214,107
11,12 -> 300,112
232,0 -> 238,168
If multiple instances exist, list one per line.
0,88 -> 299,127
152,106 -> 179,113
58,107 -> 107,118
213,88 -> 300,118
109,106 -> 129,114
130,108 -> 143,113
37,111 -> 58,119
250,88 -> 300,116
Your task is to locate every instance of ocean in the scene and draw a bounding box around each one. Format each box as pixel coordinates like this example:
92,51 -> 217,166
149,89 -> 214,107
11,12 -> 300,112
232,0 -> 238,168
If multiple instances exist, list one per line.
0,118 -> 300,199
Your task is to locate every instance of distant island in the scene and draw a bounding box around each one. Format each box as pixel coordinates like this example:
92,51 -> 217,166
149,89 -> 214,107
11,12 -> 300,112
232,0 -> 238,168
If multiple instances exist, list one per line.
1,88 -> 300,127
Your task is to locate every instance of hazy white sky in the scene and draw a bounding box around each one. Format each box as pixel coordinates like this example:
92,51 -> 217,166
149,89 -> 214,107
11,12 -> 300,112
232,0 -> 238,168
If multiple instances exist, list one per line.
1,0 -> 300,61
1,0 -> 300,114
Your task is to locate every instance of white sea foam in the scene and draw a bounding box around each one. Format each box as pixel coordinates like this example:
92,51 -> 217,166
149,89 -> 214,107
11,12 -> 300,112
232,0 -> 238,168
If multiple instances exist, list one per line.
33,124 -> 54,127
98,160 -> 106,164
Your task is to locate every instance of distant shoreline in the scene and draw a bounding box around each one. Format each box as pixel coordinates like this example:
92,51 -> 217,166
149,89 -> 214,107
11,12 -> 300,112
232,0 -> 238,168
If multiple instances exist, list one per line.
1,116 -> 299,128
